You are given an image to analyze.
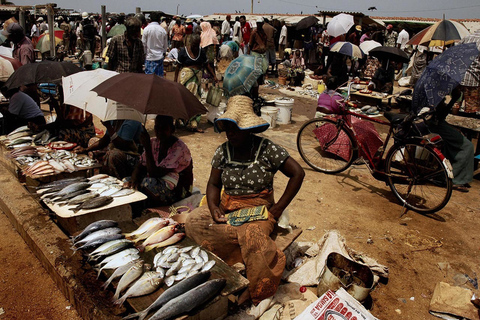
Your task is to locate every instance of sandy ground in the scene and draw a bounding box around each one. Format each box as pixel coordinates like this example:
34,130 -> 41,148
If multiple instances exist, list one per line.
1,73 -> 479,319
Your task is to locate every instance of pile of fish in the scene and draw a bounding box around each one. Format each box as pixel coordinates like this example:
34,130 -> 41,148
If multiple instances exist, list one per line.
2,126 -> 33,148
33,129 -> 56,145
37,174 -> 135,212
71,219 -> 224,319
7,145 -> 39,159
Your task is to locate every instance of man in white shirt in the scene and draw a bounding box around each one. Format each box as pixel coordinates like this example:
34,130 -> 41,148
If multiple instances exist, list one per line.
142,12 -> 168,77
221,15 -> 231,42
278,20 -> 287,59
232,16 -> 242,44
396,24 -> 410,77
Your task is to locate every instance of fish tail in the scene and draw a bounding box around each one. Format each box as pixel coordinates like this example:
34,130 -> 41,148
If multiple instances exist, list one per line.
136,244 -> 145,252
144,244 -> 155,252
123,310 -> 145,320
112,289 -> 121,301
114,295 -> 127,306
96,267 -> 103,280
101,279 -> 111,290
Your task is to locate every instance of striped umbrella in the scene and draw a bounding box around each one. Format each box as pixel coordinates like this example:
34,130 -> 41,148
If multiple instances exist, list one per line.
330,41 -> 364,59
407,20 -> 470,47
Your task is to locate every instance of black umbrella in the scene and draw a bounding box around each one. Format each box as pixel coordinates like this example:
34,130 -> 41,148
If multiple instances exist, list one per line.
4,60 -> 83,90
369,46 -> 410,63
295,16 -> 319,30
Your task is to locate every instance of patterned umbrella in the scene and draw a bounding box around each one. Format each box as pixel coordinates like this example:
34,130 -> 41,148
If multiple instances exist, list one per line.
407,20 -> 470,47
412,43 -> 480,114
107,24 -> 126,38
330,41 -> 364,59
0,55 -> 21,82
327,13 -> 354,38
459,30 -> 480,86
36,27 -> 64,53
223,55 -> 264,96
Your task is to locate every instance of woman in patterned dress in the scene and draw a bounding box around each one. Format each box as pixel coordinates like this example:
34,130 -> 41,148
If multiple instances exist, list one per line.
185,95 -> 305,305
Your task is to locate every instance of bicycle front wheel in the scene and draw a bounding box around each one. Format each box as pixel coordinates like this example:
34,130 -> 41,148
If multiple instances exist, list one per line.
385,143 -> 452,213
297,118 -> 356,173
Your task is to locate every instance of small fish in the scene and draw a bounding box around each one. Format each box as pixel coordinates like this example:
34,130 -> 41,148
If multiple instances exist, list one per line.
113,260 -> 145,300
180,252 -> 191,259
165,260 -> 183,277
190,247 -> 200,259
195,255 -> 204,264
178,246 -> 194,253
153,252 -> 164,267
114,271 -> 164,306
201,260 -> 216,272
167,253 -> 180,263
165,276 -> 175,287
177,264 -> 194,275
155,267 -> 165,278
182,259 -> 196,267
199,250 -> 209,263
186,268 -> 200,278
175,273 -> 187,282
70,220 -> 118,243
102,259 -> 143,290
190,262 -> 205,272
162,246 -> 180,255
73,196 -> 114,212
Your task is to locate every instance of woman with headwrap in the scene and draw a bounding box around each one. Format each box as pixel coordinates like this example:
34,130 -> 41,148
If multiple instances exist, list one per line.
200,22 -> 219,88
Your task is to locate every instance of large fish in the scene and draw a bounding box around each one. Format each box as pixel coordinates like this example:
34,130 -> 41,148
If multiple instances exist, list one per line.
148,279 -> 226,320
65,192 -> 99,206
73,227 -> 122,247
45,182 -> 91,199
74,234 -> 124,253
123,218 -> 169,240
102,259 -> 143,290
114,271 -> 164,306
70,220 -> 118,243
113,260 -> 146,300
88,239 -> 133,261
50,189 -> 90,204
73,196 -> 114,212
144,233 -> 185,253
123,271 -> 211,320
96,253 -> 140,279
96,248 -> 140,267
137,225 -> 177,252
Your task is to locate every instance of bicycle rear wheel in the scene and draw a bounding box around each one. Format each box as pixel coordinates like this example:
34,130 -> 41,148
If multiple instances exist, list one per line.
297,118 -> 356,173
385,142 -> 452,213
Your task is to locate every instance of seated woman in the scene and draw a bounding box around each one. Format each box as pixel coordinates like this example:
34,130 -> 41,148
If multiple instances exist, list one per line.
1,88 -> 45,134
316,76 -> 344,115
73,119 -> 142,179
125,115 -> 193,205
288,49 -> 306,86
371,59 -> 395,94
185,95 -> 305,305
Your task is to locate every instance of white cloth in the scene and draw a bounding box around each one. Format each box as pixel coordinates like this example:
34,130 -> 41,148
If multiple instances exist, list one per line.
279,25 -> 287,45
397,29 -> 410,50
232,21 -> 242,43
167,48 -> 179,60
221,19 -> 230,36
142,22 -> 168,61
30,24 -> 39,38
168,20 -> 176,36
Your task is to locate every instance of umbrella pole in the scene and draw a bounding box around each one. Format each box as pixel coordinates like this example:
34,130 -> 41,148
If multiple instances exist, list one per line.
144,114 -> 147,125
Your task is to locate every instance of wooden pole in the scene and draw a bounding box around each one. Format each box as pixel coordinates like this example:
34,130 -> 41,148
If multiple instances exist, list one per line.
47,5 -> 55,58
101,5 -> 106,52
251,0 -> 253,14
19,9 -> 26,32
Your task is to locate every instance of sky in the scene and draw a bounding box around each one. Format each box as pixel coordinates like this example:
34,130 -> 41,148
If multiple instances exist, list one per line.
11,0 -> 480,19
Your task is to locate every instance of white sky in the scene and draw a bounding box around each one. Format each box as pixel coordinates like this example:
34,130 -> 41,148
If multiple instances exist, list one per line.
11,0 -> 480,19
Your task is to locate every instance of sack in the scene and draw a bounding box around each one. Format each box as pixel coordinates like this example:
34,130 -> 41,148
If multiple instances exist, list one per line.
226,205 -> 269,226
206,86 -> 224,107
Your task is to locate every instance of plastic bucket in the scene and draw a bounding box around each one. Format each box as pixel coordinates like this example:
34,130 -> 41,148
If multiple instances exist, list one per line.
275,98 -> 294,124
261,107 -> 278,129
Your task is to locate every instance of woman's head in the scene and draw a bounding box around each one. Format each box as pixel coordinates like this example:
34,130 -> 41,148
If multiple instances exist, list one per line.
154,115 -> 175,140
200,21 -> 211,33
294,50 -> 301,57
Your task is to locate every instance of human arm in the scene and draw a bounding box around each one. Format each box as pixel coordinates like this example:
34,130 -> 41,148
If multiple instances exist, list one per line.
73,132 -> 110,153
269,157 -> 305,219
206,167 -> 227,223
139,129 -> 174,178
124,162 -> 147,189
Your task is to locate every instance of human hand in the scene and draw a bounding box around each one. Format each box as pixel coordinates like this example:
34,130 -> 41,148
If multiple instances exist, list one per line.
123,180 -> 138,190
211,206 -> 227,224
73,146 -> 86,153
268,204 -> 285,220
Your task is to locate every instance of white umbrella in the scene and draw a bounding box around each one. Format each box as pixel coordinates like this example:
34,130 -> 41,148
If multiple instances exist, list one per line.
327,13 -> 354,38
0,56 -> 15,82
186,14 -> 203,20
359,40 -> 382,55
62,69 -> 145,122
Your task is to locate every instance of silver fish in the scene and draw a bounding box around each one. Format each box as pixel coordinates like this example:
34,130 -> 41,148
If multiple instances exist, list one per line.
190,247 -> 200,259
73,196 -> 114,212
165,275 -> 175,287
89,239 -> 133,260
155,267 -> 165,278
97,253 -> 140,279
111,188 -> 135,198
178,246 -> 194,253
70,220 -> 118,243
66,192 -> 99,206
153,252 -> 164,267
175,272 -> 188,282
199,250 -> 209,263
182,259 -> 196,267
51,182 -> 91,198
177,264 -> 194,275
165,260 -> 183,277
74,227 -> 122,246
114,271 -> 164,306
180,252 -> 191,259
201,260 -> 216,272
162,246 -> 179,255
195,255 -> 204,264
186,268 -> 200,278
102,259 -> 143,290
191,262 -> 205,272
100,186 -> 122,197
97,248 -> 140,267
167,253 -> 180,263
74,234 -> 123,252
113,260 -> 145,300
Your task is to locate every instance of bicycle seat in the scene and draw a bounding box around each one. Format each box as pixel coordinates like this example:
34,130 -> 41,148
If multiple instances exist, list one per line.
384,112 -> 409,125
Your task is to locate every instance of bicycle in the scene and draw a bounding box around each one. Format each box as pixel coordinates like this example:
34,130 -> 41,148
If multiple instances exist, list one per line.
297,86 -> 454,214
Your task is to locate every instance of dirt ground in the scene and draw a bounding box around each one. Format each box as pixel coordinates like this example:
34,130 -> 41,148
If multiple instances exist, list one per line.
1,75 -> 479,320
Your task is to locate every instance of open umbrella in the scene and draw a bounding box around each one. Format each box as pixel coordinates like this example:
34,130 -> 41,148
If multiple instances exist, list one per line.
459,30 -> 480,86
91,73 -> 208,120
412,43 -> 479,114
359,40 -> 382,55
223,55 -> 264,96
295,16 -> 319,30
4,60 -> 82,90
186,14 -> 203,20
407,20 -> 469,47
62,69 -> 145,122
327,13 -> 354,38
369,46 -> 410,63
107,24 -> 126,38
36,27 -> 64,53
330,41 -> 364,59
0,54 -> 21,82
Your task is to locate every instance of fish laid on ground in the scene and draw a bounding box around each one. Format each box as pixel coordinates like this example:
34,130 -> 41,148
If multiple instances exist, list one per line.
114,271 -> 164,306
7,137 -> 33,147
149,279 -> 226,320
74,234 -> 124,253
88,239 -> 133,261
111,188 -> 135,198
46,182 -> 91,199
7,125 -> 29,135
124,218 -> 170,241
137,225 -> 177,252
73,227 -> 122,247
122,271 -> 211,320
97,248 -> 140,267
73,196 -> 114,212
97,253 -> 140,279
37,177 -> 87,191
102,259 -> 143,290
144,233 -> 185,253
113,260 -> 147,300
70,220 -> 118,243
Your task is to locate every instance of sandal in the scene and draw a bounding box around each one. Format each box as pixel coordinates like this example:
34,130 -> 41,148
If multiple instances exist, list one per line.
453,185 -> 469,193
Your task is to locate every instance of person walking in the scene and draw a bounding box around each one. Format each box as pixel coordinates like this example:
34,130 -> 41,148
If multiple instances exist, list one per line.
221,15 -> 231,42
278,20 -> 287,60
232,16 -> 242,44
396,24 -> 410,77
171,18 -> 185,49
142,12 -> 168,77
263,18 -> 277,76
384,24 -> 397,47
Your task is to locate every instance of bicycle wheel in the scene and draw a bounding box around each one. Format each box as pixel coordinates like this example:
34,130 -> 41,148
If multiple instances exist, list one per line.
385,142 -> 452,213
297,118 -> 356,173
